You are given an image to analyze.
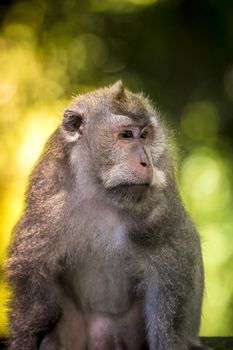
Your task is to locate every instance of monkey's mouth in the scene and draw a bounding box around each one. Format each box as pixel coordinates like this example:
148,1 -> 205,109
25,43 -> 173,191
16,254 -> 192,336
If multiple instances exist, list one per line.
110,182 -> 150,189
125,183 -> 150,191
107,183 -> 150,202
120,183 -> 150,188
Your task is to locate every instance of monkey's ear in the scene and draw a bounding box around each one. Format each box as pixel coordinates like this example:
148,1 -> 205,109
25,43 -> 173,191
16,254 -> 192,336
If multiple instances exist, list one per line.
110,80 -> 125,100
62,109 -> 84,140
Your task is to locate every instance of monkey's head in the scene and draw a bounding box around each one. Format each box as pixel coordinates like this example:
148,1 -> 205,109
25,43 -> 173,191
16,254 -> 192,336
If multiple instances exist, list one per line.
61,81 -> 171,211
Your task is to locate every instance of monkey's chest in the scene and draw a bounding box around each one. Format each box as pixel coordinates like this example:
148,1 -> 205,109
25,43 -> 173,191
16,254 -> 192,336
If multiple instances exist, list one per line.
61,241 -> 145,350
73,253 -> 134,314
67,201 -> 138,314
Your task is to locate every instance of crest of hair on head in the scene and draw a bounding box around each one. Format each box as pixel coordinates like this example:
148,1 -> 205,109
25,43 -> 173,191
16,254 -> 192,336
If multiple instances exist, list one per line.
110,80 -> 126,101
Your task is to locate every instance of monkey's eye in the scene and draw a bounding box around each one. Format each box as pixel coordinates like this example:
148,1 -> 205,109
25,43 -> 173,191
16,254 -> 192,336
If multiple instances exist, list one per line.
121,130 -> 134,138
140,130 -> 148,139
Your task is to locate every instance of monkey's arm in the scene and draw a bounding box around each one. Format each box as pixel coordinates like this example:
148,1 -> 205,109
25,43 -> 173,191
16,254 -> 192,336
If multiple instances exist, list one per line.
8,276 -> 61,350
6,215 -> 63,350
143,220 -> 205,350
6,131 -> 69,349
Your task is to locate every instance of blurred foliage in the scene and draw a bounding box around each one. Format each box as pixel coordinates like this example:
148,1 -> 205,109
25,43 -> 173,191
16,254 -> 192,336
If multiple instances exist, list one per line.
0,0 -> 233,337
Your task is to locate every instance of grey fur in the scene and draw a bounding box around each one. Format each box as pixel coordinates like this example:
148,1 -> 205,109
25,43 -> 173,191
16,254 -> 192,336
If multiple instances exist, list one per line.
6,81 -> 210,350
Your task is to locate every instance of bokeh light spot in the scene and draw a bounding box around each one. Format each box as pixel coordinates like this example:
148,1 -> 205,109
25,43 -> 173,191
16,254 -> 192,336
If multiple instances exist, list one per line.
79,33 -> 108,69
180,101 -> 219,142
180,148 -> 231,215
17,110 -> 59,175
3,23 -> 36,44
0,82 -> 15,105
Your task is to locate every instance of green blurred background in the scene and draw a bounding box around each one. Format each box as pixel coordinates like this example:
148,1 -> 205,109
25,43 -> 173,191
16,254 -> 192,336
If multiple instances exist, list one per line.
0,0 -> 233,337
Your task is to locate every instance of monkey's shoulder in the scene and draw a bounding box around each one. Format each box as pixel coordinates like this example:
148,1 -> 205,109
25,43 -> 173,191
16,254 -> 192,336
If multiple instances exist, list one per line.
26,129 -> 73,204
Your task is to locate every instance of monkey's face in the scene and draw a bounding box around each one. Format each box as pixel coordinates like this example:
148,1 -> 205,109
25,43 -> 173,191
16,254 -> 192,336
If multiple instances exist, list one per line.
62,82 -> 168,209
95,115 -> 154,196
86,113 -> 168,208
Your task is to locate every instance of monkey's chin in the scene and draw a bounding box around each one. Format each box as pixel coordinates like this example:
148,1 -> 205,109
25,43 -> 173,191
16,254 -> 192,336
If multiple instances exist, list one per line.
126,184 -> 150,194
106,184 -> 151,206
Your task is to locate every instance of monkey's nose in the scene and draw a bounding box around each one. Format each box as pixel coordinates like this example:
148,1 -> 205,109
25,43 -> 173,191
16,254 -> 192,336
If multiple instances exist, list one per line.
138,161 -> 153,185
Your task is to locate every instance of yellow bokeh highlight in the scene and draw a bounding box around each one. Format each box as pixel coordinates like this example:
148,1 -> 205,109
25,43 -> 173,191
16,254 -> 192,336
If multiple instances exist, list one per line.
0,284 -> 10,337
201,222 -> 233,335
16,109 -> 60,175
180,148 -> 231,215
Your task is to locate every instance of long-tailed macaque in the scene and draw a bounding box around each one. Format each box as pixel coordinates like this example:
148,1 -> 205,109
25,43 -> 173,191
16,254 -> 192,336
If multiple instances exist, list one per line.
6,81 -> 210,350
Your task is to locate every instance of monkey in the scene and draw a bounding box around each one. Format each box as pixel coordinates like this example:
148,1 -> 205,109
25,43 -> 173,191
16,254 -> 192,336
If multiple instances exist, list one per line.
5,81 -> 211,350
